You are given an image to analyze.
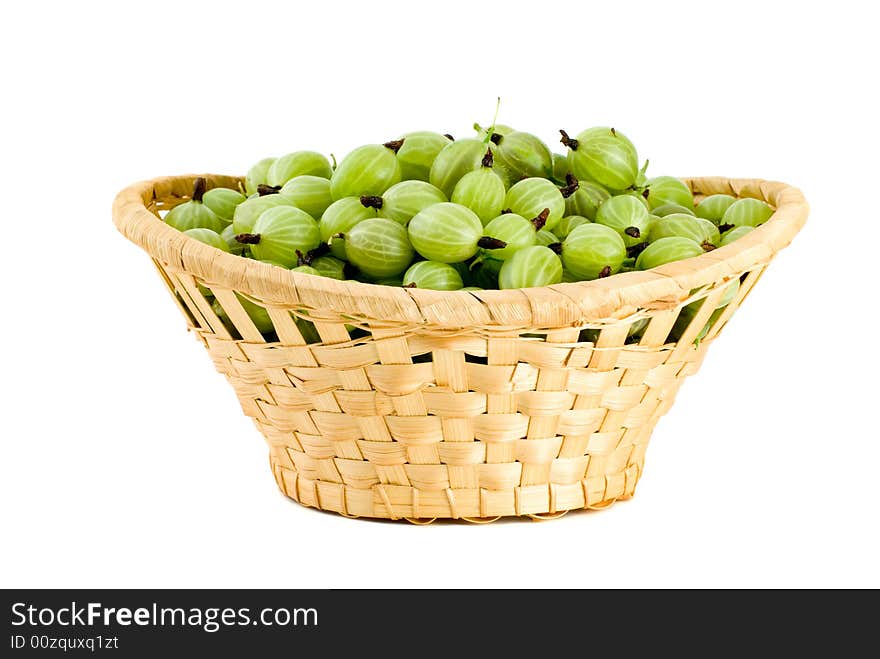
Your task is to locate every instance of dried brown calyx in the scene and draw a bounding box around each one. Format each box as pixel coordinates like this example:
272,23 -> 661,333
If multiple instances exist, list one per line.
235,233 -> 261,244
598,265 -> 612,278
718,223 -> 734,234
627,242 -> 648,258
192,177 -> 208,202
481,148 -> 494,168
383,139 -> 405,154
701,241 -> 717,252
547,242 -> 563,255
477,236 -> 508,250
559,129 -> 578,151
489,132 -> 503,145
257,184 -> 281,196
443,133 -> 455,141
559,173 -> 579,198
624,226 -> 641,238
531,208 -> 550,231
360,195 -> 384,209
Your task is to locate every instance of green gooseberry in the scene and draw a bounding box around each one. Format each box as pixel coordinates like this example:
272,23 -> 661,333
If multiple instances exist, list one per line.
395,131 -> 452,181
504,177 -> 565,231
240,206 -> 321,268
330,142 -> 402,200
719,225 -> 754,247
490,130 -> 553,180
635,236 -> 704,270
595,194 -> 653,247
558,223 -> 627,280
651,203 -> 695,217
644,176 -> 694,210
564,180 -> 611,220
231,192 -> 296,235
267,151 -> 333,187
381,180 -> 447,225
279,175 -> 333,219
451,149 -> 507,224
319,196 -> 380,259
402,261 -> 464,290
344,218 -> 414,278
309,256 -> 347,280
183,228 -> 229,252
552,215 -> 591,240
648,213 -> 720,249
719,198 -> 774,232
165,178 -> 225,233
245,157 -> 276,196
498,245 -> 563,289
695,194 -> 737,224
202,187 -> 246,223
561,126 -> 639,191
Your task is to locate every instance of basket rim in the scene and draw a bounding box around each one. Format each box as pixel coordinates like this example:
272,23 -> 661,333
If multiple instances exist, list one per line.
112,174 -> 808,328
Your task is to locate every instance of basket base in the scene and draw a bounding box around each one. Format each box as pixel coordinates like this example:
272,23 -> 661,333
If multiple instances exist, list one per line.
269,456 -> 642,523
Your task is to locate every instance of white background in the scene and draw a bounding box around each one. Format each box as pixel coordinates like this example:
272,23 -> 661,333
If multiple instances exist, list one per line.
1,0 -> 878,589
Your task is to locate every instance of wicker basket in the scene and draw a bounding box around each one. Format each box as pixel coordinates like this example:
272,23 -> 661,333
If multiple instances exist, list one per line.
113,175 -> 807,522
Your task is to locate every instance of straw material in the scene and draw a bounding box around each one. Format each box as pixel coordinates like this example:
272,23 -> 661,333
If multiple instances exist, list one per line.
113,175 -> 807,522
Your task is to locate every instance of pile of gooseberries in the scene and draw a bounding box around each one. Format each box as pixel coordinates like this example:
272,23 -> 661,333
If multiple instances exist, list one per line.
165,120 -> 773,297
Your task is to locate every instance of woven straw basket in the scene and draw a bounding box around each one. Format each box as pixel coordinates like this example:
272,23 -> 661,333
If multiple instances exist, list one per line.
113,175 -> 807,523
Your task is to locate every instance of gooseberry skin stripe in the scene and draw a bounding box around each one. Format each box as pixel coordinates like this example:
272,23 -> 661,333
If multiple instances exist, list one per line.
267,151 -> 333,187
504,178 -> 566,231
345,218 -> 414,279
381,180 -> 447,225
648,213 -> 720,247
330,144 -> 402,200
635,236 -> 705,270
560,223 -> 627,280
403,261 -> 464,291
408,202 -> 484,263
695,194 -> 737,224
498,245 -> 563,289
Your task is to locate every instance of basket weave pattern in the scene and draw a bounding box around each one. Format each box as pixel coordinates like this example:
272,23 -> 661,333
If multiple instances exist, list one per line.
114,175 -> 807,522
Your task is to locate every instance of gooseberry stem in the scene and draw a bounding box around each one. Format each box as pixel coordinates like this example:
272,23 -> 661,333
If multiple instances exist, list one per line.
559,173 -> 579,198
235,233 -> 261,244
192,177 -> 207,202
477,236 -> 508,250
531,208 -> 550,231
257,184 -> 281,196
559,129 -> 578,151
383,139 -> 405,154
307,243 -> 329,261
360,195 -> 384,209
627,242 -> 648,258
